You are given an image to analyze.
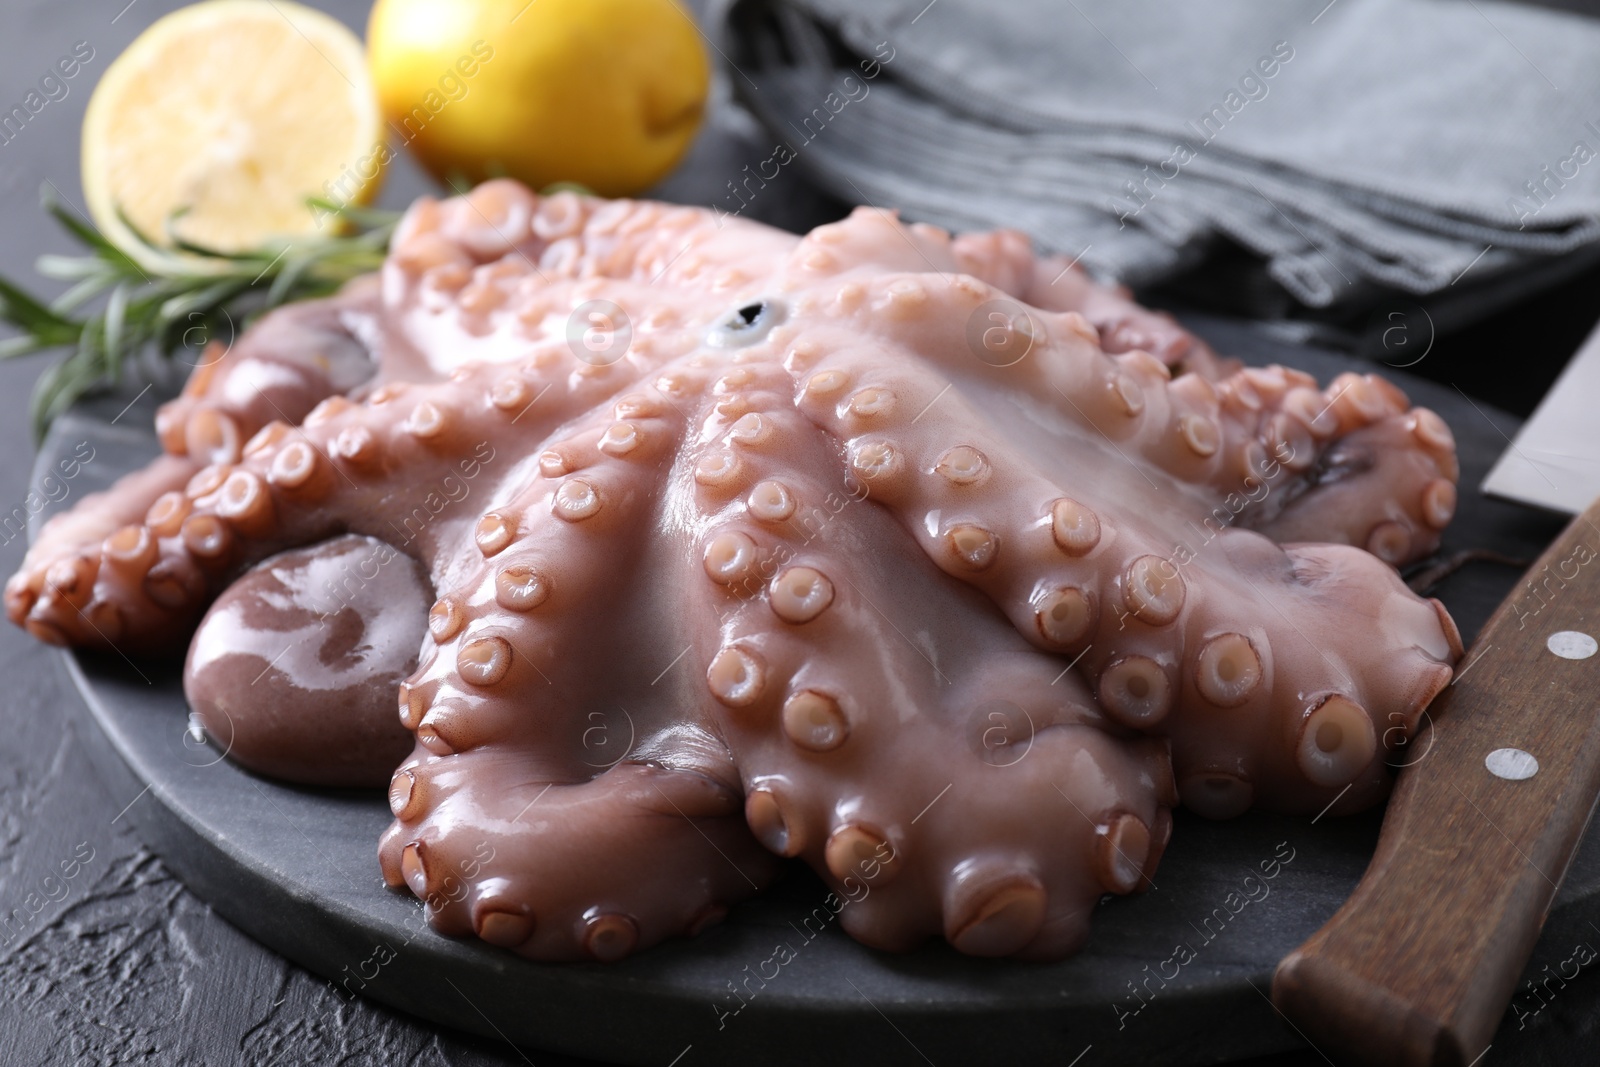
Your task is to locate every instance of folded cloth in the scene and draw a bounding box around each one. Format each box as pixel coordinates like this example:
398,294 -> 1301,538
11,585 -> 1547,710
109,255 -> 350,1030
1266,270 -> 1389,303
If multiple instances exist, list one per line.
717,0 -> 1600,306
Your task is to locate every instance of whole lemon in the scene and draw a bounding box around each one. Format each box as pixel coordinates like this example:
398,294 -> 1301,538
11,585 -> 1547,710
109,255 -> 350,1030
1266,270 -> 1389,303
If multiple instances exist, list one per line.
367,0 -> 710,197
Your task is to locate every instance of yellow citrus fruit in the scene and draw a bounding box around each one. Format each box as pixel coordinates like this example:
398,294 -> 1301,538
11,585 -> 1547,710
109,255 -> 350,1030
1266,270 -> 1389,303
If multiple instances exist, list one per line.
82,0 -> 383,267
367,0 -> 710,197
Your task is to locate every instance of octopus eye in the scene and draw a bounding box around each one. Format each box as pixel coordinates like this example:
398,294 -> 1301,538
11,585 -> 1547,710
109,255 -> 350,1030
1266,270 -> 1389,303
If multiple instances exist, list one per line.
707,298 -> 786,348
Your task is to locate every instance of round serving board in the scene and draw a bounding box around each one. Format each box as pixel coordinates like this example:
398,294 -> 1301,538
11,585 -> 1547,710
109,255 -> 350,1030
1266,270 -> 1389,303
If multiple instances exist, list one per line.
35,317 -> 1584,1066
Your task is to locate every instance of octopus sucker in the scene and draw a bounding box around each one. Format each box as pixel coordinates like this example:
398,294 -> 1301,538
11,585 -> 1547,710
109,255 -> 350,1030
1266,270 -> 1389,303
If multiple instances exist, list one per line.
9,180 -> 1462,962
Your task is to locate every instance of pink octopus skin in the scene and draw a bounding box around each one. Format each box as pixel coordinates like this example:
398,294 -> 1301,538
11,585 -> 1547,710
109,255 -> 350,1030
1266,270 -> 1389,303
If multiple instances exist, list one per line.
4,181 -> 1463,962
184,534 -> 425,787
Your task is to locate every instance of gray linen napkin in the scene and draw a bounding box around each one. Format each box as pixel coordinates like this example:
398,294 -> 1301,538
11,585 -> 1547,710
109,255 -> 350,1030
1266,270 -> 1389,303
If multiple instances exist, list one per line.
718,0 -> 1600,306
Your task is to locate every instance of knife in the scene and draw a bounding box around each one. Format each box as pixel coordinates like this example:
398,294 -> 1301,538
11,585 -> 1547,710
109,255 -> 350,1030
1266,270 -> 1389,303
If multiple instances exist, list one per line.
1271,318 -> 1600,1066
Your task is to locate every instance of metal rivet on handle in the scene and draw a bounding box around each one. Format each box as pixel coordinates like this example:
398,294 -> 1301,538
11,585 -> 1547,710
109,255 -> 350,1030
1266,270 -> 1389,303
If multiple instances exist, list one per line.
1486,748 -> 1539,781
1548,631 -> 1598,660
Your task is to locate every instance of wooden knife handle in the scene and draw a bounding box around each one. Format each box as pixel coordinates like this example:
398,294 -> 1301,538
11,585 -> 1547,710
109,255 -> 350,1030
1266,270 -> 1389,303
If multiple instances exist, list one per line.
1273,497 -> 1600,1067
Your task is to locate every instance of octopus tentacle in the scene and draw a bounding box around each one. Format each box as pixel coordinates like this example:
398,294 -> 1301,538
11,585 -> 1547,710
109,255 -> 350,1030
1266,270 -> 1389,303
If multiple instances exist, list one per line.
1160,535 -> 1457,817
154,276 -> 382,465
785,207 -> 1225,379
781,307 -> 1454,815
1238,399 -> 1461,564
399,389 -> 685,759
392,180 -> 798,301
4,454 -> 202,645
680,394 -> 1174,957
788,256 -> 1453,565
377,756 -> 775,961
379,383 -> 789,960
825,724 -> 1174,959
950,225 -> 1235,379
10,374 -> 499,652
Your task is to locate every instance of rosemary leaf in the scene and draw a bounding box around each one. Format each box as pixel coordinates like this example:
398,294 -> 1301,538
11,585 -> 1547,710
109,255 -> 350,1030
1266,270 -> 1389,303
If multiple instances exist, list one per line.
36,255 -> 111,281
266,253 -> 314,307
0,185 -> 399,442
159,277 -> 254,323
46,193 -> 145,277
31,320 -> 99,439
103,283 -> 129,373
50,274 -> 115,316
0,275 -> 80,345
0,337 -> 45,359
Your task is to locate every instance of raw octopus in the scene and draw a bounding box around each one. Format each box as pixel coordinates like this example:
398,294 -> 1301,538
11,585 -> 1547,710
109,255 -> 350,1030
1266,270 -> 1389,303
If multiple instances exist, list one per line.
5,181 -> 1463,962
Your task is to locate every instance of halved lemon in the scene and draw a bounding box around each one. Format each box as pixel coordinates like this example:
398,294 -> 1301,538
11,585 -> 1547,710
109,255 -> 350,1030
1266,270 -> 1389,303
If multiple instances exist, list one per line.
82,0 -> 384,268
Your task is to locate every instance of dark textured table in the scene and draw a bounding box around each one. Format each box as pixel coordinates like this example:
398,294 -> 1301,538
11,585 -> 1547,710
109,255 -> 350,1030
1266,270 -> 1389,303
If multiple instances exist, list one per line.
4,2 -> 1600,1065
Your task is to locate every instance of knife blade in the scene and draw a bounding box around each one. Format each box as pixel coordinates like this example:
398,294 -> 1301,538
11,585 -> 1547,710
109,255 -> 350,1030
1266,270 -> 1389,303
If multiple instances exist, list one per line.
1483,319 -> 1600,515
1272,324 -> 1600,1066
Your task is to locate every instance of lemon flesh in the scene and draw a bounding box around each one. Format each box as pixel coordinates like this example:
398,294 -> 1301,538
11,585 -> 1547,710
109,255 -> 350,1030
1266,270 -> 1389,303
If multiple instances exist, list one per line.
367,0 -> 710,198
82,0 -> 383,264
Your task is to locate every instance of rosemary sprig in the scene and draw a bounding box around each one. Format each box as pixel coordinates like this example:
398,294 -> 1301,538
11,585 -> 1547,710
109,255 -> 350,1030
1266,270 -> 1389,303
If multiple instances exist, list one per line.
0,186 -> 398,441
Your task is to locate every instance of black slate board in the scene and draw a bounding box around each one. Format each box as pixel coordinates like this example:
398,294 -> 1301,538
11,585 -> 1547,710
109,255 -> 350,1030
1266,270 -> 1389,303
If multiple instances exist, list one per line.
32,322 -> 1581,1067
